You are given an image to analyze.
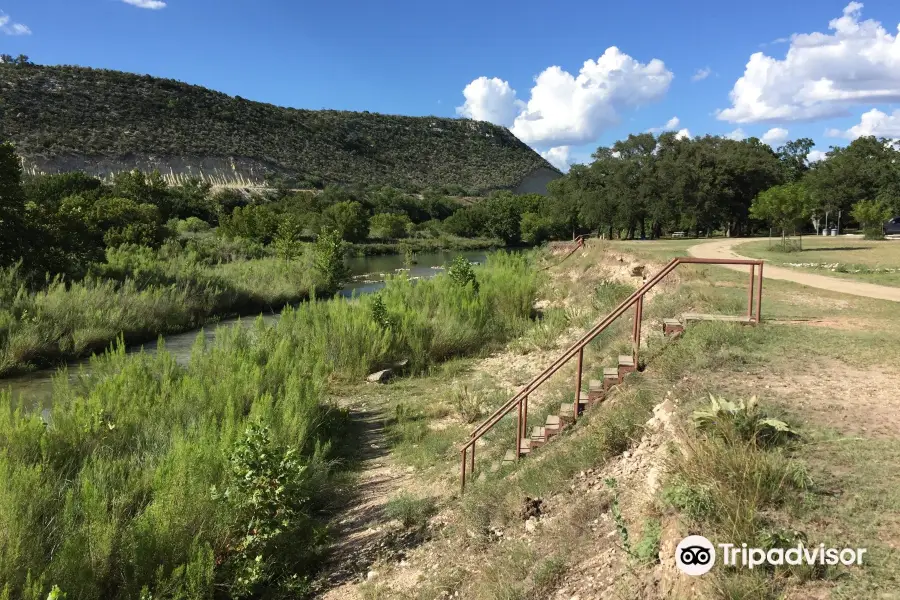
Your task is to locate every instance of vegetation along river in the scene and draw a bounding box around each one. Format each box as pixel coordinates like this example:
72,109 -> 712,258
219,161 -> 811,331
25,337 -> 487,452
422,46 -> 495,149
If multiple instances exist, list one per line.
2,250 -> 488,409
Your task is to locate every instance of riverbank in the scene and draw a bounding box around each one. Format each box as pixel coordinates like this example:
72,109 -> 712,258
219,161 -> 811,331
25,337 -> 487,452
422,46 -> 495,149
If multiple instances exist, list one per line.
0,244 -> 492,379
0,251 -> 539,600
348,235 -> 504,256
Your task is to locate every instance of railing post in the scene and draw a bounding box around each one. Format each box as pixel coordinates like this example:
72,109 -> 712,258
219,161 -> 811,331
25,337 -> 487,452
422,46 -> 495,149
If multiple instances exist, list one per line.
574,348 -> 583,419
461,448 -> 467,493
469,442 -> 475,477
516,399 -> 523,461
747,265 -> 755,320
632,295 -> 643,364
523,394 -> 529,441
756,262 -> 764,323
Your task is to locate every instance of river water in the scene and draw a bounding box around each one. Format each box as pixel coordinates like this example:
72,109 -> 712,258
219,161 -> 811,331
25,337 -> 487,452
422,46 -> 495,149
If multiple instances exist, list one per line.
2,250 -> 489,408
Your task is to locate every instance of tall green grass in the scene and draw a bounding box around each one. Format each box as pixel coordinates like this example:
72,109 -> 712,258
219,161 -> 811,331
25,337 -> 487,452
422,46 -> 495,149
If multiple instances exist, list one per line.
0,243 -> 325,376
0,251 -> 537,599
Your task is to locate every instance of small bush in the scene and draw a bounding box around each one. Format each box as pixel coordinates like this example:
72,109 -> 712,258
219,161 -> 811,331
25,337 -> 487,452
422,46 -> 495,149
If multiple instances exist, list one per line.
632,519 -> 662,565
451,386 -> 484,424
446,255 -> 479,292
532,555 -> 567,593
384,493 -> 437,529
692,395 -> 799,448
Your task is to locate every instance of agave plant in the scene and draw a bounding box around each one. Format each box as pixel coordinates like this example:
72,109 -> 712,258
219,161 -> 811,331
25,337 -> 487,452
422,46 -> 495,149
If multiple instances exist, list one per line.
692,394 -> 799,448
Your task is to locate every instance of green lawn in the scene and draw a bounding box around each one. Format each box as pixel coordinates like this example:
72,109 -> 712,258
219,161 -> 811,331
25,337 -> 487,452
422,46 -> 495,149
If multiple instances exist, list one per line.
737,237 -> 900,287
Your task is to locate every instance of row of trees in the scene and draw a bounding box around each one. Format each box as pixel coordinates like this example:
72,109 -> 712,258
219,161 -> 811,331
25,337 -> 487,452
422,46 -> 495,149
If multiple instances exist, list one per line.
545,133 -> 900,240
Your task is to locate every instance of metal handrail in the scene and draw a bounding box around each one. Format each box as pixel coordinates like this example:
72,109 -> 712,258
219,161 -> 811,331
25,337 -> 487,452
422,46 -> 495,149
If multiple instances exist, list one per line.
541,236 -> 585,270
460,256 -> 764,491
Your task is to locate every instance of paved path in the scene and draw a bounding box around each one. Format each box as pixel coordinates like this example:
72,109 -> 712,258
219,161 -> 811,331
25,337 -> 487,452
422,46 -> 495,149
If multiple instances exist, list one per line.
688,238 -> 900,303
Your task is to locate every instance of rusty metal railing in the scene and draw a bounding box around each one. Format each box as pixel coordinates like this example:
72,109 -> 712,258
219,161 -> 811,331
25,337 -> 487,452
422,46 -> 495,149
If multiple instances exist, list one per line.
541,235 -> 585,270
459,256 -> 764,492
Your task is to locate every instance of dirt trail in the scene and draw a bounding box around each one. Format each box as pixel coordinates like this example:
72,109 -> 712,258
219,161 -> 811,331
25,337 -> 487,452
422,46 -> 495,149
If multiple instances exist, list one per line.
689,238 -> 900,303
313,405 -> 410,599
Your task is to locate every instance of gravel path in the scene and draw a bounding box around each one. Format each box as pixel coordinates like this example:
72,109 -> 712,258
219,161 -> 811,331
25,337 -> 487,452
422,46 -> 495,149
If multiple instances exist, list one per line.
689,238 -> 900,303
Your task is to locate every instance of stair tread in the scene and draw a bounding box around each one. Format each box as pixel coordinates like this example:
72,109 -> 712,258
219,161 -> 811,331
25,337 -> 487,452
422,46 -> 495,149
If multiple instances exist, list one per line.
490,461 -> 501,473
588,379 -> 603,390
683,313 -> 753,323
502,449 -> 516,463
603,367 -> 619,377
663,318 -> 682,325
578,392 -> 590,402
531,426 -> 546,438
546,415 -> 561,426
519,438 -> 532,453
559,404 -> 575,415
618,355 -> 635,366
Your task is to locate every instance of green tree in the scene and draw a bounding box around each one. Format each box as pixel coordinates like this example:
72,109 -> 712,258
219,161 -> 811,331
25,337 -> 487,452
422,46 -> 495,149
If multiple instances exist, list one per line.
274,214 -> 305,260
777,138 -> 815,182
0,142 -> 28,268
369,212 -> 411,239
90,197 -> 164,247
750,182 -> 811,249
520,212 -> 549,244
322,201 -> 369,242
850,199 -> 892,240
313,228 -> 349,294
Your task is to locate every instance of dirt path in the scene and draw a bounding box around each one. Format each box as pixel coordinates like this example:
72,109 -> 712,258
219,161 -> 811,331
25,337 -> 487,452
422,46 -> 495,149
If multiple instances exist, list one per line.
689,238 -> 900,303
313,404 -> 411,599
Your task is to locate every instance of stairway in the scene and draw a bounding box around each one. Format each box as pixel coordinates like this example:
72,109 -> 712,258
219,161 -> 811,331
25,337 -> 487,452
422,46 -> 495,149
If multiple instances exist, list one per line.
460,255 -> 765,492
494,318 -> 682,470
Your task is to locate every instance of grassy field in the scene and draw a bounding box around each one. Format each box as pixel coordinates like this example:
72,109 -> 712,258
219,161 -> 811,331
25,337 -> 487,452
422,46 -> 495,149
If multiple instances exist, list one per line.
349,239 -> 900,600
737,237 -> 900,287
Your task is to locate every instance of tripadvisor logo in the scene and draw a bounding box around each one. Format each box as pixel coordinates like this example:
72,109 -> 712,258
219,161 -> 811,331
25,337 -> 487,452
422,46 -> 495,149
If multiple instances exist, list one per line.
675,535 -> 867,576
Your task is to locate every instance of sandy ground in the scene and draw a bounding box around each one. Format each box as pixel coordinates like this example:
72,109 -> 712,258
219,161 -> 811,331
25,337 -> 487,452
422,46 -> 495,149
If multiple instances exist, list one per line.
688,238 -> 900,303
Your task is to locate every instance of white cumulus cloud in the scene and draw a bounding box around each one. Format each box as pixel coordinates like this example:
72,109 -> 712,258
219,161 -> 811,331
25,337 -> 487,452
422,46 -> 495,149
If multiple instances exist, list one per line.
122,0 -> 167,9
691,67 -> 712,82
761,127 -> 790,146
457,47 -> 673,149
725,128 -> 747,140
541,146 -> 572,171
0,13 -> 31,35
718,3 -> 900,123
457,77 -> 524,126
648,116 -> 680,133
807,150 -> 829,163
675,128 -> 691,140
826,108 -> 900,139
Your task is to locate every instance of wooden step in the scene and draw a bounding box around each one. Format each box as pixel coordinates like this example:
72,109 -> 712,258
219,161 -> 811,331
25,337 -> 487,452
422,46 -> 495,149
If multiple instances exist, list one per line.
603,367 -> 620,390
559,403 -> 575,423
490,461 -> 501,473
663,318 -> 684,335
545,414 -> 561,435
502,449 -> 517,465
683,313 -> 753,324
618,354 -> 637,378
588,379 -> 604,402
531,426 -> 547,447
519,437 -> 533,455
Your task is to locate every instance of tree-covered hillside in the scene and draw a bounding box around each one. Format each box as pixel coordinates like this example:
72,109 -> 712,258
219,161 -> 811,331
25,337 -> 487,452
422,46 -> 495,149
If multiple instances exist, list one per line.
0,62 -> 557,192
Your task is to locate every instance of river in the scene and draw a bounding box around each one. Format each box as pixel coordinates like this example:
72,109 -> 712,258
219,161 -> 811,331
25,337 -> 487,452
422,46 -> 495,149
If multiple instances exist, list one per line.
2,250 -> 489,408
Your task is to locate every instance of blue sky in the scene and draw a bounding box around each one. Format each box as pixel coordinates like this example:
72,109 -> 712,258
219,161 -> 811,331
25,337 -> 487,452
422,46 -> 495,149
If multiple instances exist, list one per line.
3,0 -> 900,169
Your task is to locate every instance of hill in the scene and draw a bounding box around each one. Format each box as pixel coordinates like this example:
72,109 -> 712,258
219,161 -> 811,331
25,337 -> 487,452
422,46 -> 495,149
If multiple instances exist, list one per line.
0,63 -> 560,193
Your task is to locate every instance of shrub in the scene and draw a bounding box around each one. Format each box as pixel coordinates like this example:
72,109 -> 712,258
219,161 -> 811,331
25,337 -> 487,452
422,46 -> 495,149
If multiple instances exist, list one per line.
369,213 -> 412,239
446,255 -> 478,292
384,493 -> 437,529
692,394 -> 799,448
